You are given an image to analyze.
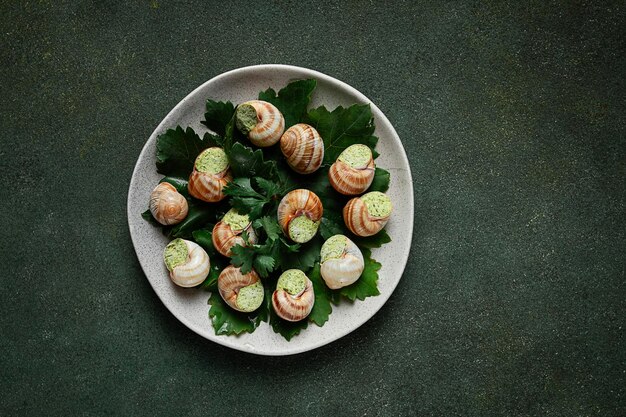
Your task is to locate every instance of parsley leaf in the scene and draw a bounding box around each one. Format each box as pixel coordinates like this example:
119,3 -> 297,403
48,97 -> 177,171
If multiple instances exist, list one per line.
259,79 -> 316,128
253,255 -> 275,277
368,167 -> 391,193
223,177 -> 280,220
156,126 -> 209,176
254,177 -> 281,198
230,244 -> 256,275
303,104 -> 379,165
202,100 -> 235,136
308,263 -> 332,326
253,216 -> 281,240
339,247 -> 381,301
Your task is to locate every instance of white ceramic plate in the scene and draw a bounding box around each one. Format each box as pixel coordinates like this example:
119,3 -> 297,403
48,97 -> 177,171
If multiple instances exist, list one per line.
127,64 -> 413,355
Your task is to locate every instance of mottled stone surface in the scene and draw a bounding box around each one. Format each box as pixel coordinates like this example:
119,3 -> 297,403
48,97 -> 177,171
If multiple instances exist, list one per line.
1,1 -> 624,416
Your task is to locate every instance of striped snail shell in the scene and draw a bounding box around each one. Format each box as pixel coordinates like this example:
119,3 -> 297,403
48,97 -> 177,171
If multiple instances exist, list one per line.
272,269 -> 315,322
320,235 -> 365,289
235,100 -> 285,147
188,147 -> 232,202
343,191 -> 392,237
212,209 -> 258,257
163,238 -> 210,288
149,182 -> 188,225
328,144 -> 376,195
280,123 -> 324,174
217,266 -> 264,313
277,189 -> 323,243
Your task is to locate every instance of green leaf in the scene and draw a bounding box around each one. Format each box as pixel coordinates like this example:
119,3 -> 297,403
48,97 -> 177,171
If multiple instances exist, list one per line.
339,247 -> 381,301
258,79 -> 316,128
223,177 -> 268,219
280,235 -> 322,271
303,104 -> 378,165
368,167 -> 391,193
199,263 -> 221,290
141,209 -> 161,227
223,177 -> 263,198
230,244 -> 255,275
253,255 -> 275,277
156,126 -> 208,177
269,303 -> 309,341
202,100 -> 235,136
168,204 -> 215,239
253,216 -> 281,241
280,238 -> 300,253
202,132 -> 225,148
191,229 -> 218,258
254,177 -> 281,198
158,176 -> 190,197
308,263 -> 332,326
319,216 -> 347,240
353,229 -> 391,249
228,142 -> 276,179
208,291 -> 265,335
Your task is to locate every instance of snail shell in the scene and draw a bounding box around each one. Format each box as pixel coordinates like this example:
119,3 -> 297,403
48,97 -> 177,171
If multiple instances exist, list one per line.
217,266 -> 264,313
343,191 -> 392,237
188,147 -> 232,202
163,238 -> 210,288
320,235 -> 365,289
280,123 -> 324,174
272,269 -> 315,322
328,144 -> 376,195
149,182 -> 189,225
212,209 -> 258,257
277,189 -> 323,243
236,100 -> 285,147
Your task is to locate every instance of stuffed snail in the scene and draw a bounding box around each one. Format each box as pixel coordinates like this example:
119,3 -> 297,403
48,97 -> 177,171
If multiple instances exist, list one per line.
163,238 -> 210,288
235,100 -> 285,147
343,191 -> 392,237
320,235 -> 364,289
280,123 -> 324,174
272,269 -> 315,322
277,189 -> 323,243
149,182 -> 188,225
188,147 -> 232,202
212,208 -> 257,257
217,266 -> 264,313
328,144 -> 376,195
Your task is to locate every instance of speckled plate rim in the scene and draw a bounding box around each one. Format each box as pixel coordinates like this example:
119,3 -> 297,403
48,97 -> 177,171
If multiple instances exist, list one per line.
128,64 -> 413,355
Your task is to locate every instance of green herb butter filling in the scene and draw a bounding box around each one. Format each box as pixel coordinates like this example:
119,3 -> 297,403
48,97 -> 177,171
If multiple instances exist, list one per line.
235,281 -> 264,312
235,103 -> 258,135
360,191 -> 392,217
276,269 -> 308,295
222,208 -> 250,231
320,235 -> 347,263
195,147 -> 228,174
338,144 -> 372,168
288,215 -> 319,243
163,239 -> 188,271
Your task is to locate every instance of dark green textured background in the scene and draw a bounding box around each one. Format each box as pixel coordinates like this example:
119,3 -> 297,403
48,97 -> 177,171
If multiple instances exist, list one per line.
1,1 -> 624,415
